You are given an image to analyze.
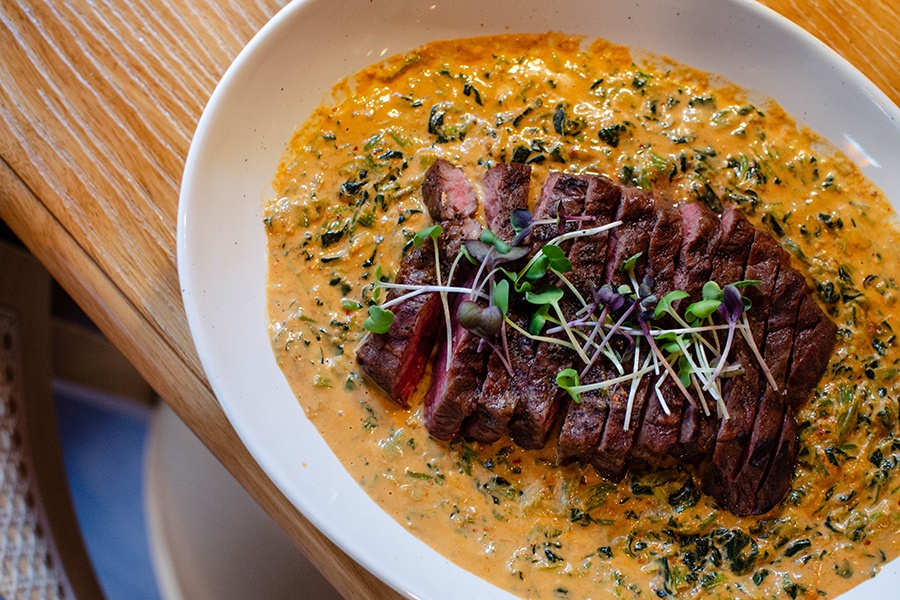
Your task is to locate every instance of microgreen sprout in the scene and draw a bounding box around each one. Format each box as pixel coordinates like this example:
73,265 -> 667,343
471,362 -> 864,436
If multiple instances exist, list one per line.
364,305 -> 394,334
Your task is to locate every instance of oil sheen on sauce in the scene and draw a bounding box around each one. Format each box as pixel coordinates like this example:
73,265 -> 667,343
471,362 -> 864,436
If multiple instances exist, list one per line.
264,33 -> 900,599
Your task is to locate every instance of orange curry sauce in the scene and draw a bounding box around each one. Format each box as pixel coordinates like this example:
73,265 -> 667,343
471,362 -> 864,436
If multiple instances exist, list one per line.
264,34 -> 900,599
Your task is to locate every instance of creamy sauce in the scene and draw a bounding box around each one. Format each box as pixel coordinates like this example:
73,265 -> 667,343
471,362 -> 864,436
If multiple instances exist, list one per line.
264,34 -> 900,599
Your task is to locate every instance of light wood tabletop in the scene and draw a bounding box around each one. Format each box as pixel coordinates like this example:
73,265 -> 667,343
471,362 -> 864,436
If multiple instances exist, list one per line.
0,1 -> 897,597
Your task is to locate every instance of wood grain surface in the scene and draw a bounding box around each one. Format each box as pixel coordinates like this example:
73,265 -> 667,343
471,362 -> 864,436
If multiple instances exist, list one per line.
0,1 -> 897,598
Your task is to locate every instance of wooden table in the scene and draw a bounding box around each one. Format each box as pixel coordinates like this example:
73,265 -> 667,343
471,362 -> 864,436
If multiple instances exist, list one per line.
1,1 -> 897,597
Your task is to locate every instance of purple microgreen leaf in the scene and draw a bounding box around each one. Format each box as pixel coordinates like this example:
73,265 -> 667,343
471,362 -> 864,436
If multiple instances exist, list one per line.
492,245 -> 530,264
479,305 -> 503,337
510,208 -> 533,234
457,300 -> 484,331
718,284 -> 744,323
463,239 -> 493,263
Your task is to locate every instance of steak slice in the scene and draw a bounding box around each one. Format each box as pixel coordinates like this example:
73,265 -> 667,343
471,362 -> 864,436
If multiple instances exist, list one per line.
483,162 -> 532,241
566,175 -> 623,293
591,377 -> 652,481
703,265 -> 807,514
674,201 -> 719,304
556,175 -> 623,463
630,203 -> 685,461
424,291 -> 487,440
422,158 -> 481,262
507,173 -> 592,449
786,294 -> 838,405
557,363 -> 615,465
752,409 -> 799,513
461,163 -> 532,443
422,158 -> 479,220
671,202 -> 720,461
357,160 -> 478,405
697,207 -> 761,510
604,187 -> 658,288
356,246 -> 442,406
587,188 -> 660,476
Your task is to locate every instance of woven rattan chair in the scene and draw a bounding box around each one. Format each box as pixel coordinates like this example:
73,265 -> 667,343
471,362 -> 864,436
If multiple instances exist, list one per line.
0,242 -> 104,599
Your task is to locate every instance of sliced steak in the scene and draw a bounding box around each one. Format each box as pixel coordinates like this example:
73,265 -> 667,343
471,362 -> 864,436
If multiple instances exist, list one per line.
674,201 -> 719,304
558,363 -> 615,465
630,203 -> 685,461
603,187 -> 658,288
671,202 -> 720,461
786,294 -> 838,405
703,264 -> 807,514
556,175 -> 623,463
356,246 -> 442,406
507,173 -> 592,449
530,171 -> 591,250
697,207 -> 761,510
461,164 -> 532,443
566,175 -> 622,293
752,409 -> 799,513
483,162 -> 532,241
509,341 -> 570,449
363,163 -> 839,517
422,158 -> 480,261
424,292 -> 488,440
357,160 -> 478,405
591,377 -> 652,481
422,158 -> 478,221
464,307 -> 535,443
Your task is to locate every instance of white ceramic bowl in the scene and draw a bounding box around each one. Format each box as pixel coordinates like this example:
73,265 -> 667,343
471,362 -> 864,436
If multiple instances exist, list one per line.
178,1 -> 900,597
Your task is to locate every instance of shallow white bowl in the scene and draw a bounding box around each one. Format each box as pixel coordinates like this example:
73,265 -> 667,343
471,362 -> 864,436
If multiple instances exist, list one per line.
178,0 -> 900,597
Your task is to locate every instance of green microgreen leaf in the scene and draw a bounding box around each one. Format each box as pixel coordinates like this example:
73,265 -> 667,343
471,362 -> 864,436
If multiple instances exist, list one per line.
480,229 -> 512,254
364,305 -> 395,334
413,224 -> 443,247
701,280 -> 723,301
542,244 -> 572,273
525,287 -> 565,305
685,299 -> 721,322
493,279 -> 510,315
653,290 -> 690,319
525,254 -> 550,280
677,355 -> 692,387
731,279 -> 762,289
556,368 -> 582,403
621,252 -> 643,273
341,299 -> 363,311
529,305 -> 550,335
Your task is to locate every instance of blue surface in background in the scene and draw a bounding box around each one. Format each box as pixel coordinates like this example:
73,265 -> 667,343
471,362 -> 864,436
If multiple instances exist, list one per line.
54,384 -> 162,600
